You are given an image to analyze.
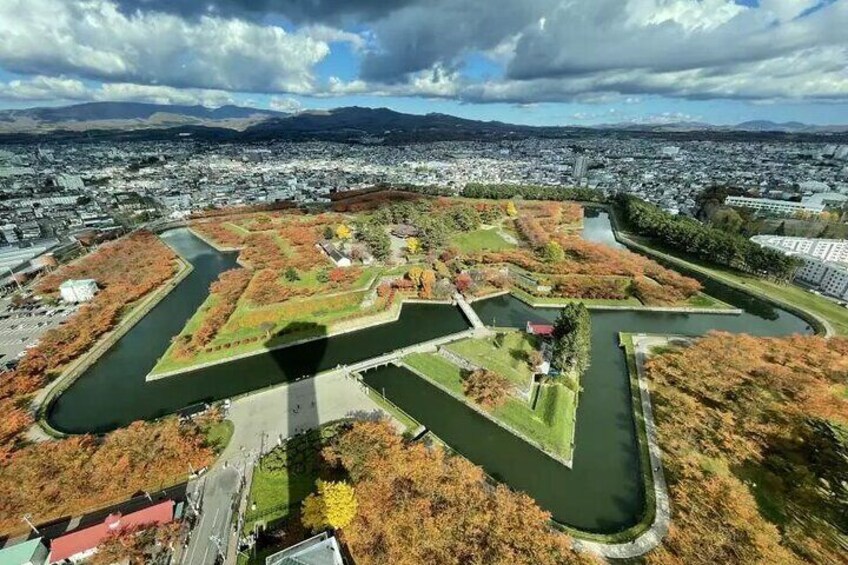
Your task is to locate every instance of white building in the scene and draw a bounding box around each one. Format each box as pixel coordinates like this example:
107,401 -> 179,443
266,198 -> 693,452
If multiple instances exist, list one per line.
59,279 -> 98,303
266,532 -> 344,565
725,196 -> 825,215
751,236 -> 848,264
795,258 -> 848,300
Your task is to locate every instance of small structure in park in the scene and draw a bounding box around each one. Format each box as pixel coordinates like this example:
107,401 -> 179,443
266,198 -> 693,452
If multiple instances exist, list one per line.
48,500 -> 174,564
317,240 -> 352,268
265,531 -> 344,565
525,322 -> 554,375
58,279 -> 98,303
526,322 -> 554,337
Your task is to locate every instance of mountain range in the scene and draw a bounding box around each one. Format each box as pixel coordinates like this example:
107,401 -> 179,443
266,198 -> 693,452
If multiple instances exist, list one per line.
1,102 -> 847,142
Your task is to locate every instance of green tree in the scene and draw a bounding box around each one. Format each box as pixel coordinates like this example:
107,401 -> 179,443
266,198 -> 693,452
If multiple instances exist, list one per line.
551,303 -> 591,378
542,241 -> 565,263
284,267 -> 300,282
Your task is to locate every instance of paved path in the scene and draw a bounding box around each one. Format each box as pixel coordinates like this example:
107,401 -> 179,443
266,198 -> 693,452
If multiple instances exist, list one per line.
183,372 -> 389,565
574,334 -> 671,559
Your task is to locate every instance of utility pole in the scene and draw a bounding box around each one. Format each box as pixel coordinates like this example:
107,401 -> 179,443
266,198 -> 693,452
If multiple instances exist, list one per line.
22,514 -> 39,535
6,267 -> 22,292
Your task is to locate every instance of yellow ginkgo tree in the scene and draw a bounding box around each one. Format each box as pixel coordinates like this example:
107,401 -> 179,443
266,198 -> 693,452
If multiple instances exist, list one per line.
406,237 -> 421,254
335,224 -> 353,241
302,479 -> 358,532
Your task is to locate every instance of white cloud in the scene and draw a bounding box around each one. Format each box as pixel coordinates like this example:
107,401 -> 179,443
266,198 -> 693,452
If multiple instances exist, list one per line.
0,75 -> 236,106
0,0 -> 332,94
269,96 -> 303,113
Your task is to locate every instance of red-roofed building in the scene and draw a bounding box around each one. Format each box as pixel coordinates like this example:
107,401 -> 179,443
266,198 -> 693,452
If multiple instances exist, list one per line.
49,500 -> 174,563
526,322 -> 554,337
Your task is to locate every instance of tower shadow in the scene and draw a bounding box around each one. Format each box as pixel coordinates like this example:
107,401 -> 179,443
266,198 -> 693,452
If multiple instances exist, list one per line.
245,321 -> 327,557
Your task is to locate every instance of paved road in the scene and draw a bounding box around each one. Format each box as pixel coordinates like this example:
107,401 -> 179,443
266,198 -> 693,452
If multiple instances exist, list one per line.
183,371 -> 388,565
574,334 -> 672,560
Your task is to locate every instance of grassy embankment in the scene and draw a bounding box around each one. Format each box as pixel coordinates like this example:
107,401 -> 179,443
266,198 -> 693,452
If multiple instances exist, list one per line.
622,233 -> 848,335
444,331 -> 537,394
403,348 -> 576,461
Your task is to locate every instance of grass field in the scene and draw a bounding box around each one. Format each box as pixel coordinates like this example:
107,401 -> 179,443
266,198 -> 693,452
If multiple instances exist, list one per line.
403,351 -> 576,460
444,331 -> 538,393
451,227 -> 515,253
203,419 -> 234,454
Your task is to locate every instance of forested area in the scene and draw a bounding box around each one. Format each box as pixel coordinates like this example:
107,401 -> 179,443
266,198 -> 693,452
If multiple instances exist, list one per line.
0,419 -> 213,535
645,333 -> 848,564
616,194 -> 799,280
464,183 -> 606,203
322,420 -> 595,565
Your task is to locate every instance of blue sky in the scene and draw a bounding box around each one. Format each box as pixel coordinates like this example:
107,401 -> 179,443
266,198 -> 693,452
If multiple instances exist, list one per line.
1,0 -> 847,125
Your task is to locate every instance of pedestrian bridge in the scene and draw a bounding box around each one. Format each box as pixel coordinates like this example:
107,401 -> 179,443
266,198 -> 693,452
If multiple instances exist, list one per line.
331,329 -> 476,377
454,293 -> 486,329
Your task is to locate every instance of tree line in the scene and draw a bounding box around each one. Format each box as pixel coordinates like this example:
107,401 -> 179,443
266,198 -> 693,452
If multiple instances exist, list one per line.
615,194 -> 799,280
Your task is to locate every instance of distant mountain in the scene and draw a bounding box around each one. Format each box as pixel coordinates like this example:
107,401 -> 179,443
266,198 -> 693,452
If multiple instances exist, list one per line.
599,119 -> 848,134
0,101 -> 286,133
1,101 -> 848,143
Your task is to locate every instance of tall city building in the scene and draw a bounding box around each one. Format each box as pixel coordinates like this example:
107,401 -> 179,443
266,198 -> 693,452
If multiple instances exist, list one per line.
573,156 -> 588,180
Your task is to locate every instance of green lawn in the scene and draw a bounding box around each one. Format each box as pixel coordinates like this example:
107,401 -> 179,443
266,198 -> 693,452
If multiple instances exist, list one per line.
444,331 -> 538,392
243,423 -> 348,533
403,352 -> 576,460
681,292 -> 735,310
203,419 -> 234,454
451,227 -> 515,253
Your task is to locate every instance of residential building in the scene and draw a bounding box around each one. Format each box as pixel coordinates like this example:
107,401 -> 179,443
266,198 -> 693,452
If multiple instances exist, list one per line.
572,156 -> 588,180
751,236 -> 848,264
317,241 -> 351,268
49,500 -> 174,564
794,257 -> 848,301
59,279 -> 98,303
724,196 -> 826,215
265,532 -> 345,565
0,538 -> 48,565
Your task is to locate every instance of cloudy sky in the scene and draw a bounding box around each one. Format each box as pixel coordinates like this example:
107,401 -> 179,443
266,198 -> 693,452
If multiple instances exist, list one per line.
1,0 -> 847,125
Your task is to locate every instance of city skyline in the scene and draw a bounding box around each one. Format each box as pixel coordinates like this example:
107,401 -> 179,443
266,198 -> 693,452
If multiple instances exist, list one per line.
2,0 -> 848,125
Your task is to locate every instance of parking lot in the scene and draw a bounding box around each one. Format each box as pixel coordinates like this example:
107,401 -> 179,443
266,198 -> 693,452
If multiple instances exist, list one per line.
0,300 -> 78,370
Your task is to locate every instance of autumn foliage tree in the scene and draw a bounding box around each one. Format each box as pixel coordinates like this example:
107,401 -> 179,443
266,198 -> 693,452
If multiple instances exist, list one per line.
90,522 -> 180,565
645,333 -> 848,564
0,418 -> 213,535
321,420 -> 595,565
463,369 -> 512,409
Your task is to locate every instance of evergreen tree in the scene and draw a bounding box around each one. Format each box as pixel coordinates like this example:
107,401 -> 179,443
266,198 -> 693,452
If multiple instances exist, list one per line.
551,303 -> 591,378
